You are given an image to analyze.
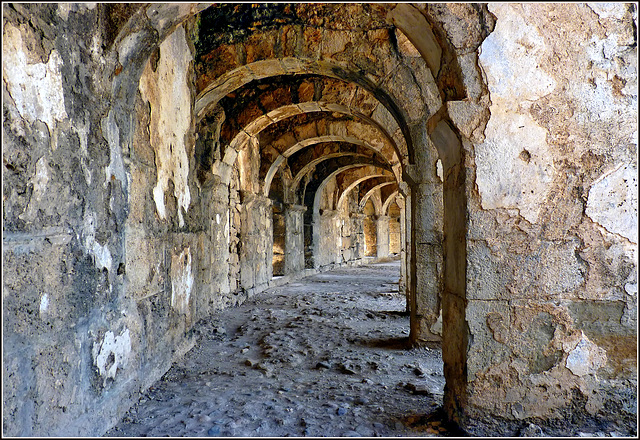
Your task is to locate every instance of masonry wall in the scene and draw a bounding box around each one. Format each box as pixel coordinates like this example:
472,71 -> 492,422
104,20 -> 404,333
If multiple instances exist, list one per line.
448,3 -> 638,433
3,5 -> 154,436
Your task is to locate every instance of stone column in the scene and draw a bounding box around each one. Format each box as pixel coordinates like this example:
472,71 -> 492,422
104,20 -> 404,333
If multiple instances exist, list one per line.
409,181 -> 444,344
284,204 -> 306,274
404,118 -> 445,346
313,209 -> 341,268
396,195 -> 409,312
376,215 -> 390,259
430,120 -> 467,424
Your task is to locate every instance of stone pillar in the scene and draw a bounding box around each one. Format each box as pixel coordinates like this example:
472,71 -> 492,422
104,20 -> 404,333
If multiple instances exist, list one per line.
376,215 -> 390,259
409,182 -> 444,344
404,119 -> 444,346
284,204 -> 306,274
349,212 -> 366,262
430,120 -> 468,425
313,209 -> 341,268
239,194 -> 273,292
396,198 -> 411,313
272,203 -> 286,276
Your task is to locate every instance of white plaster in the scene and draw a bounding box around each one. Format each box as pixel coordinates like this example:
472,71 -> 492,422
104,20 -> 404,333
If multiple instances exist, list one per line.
480,3 -> 556,107
430,309 -> 443,336
39,293 -> 49,315
2,23 -> 68,132
587,3 -> 628,20
92,329 -> 132,384
566,332 -> 607,376
19,157 -> 51,223
83,212 -> 113,272
102,110 -> 127,189
574,32 -> 636,123
139,26 -> 192,227
436,159 -> 443,182
74,114 -> 92,185
573,76 -> 632,123
171,247 -> 194,314
584,33 -> 630,70
586,163 -> 638,244
474,107 -> 555,224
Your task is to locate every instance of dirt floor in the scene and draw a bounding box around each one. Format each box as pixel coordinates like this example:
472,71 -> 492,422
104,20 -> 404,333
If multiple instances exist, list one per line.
104,260 -> 461,437
104,260 -> 635,438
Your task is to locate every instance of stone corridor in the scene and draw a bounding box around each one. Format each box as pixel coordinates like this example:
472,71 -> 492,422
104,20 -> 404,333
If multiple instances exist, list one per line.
3,4 -> 637,437
104,260 -> 456,437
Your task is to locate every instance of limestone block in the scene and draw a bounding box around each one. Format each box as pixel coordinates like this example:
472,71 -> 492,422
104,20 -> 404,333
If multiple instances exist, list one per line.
466,240 -> 512,300
479,3 -> 556,108
446,100 -> 486,141
170,247 -> 193,316
320,30 -> 352,58
386,4 -> 442,76
395,28 -> 421,58
586,163 -> 638,244
510,238 -> 585,298
474,106 -> 555,224
457,52 -> 485,101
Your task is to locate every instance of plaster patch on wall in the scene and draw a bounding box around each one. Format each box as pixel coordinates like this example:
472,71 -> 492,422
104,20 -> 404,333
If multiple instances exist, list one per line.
479,3 -> 556,107
587,3 -> 628,20
39,293 -> 49,316
19,157 -> 50,223
586,163 -> 638,244
102,110 -> 127,189
92,329 -> 131,386
436,159 -> 443,182
474,107 -> 555,224
139,26 -> 192,227
565,332 -> 607,376
475,4 -> 559,224
82,212 -> 113,272
171,247 -> 193,315
2,23 -> 68,132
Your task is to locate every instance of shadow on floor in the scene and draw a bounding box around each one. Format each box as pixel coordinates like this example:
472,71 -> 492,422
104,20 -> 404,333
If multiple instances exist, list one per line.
362,336 -> 413,350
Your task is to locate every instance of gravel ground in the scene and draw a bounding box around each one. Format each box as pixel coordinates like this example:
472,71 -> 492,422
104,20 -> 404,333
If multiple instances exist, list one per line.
104,260 -> 458,437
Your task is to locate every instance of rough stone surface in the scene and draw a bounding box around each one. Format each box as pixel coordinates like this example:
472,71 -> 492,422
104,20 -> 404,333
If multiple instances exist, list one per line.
2,3 -> 636,438
586,163 -> 638,244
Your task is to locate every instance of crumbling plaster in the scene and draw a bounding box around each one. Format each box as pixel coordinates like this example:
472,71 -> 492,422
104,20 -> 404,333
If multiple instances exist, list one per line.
460,2 -> 637,431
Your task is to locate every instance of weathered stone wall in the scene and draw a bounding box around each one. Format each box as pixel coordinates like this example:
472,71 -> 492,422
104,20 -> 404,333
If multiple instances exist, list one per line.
3,3 -> 636,438
455,3 -> 637,434
2,4 -> 169,436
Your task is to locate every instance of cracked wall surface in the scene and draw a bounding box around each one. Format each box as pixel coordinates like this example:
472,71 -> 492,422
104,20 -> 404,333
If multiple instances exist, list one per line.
460,2 -> 637,434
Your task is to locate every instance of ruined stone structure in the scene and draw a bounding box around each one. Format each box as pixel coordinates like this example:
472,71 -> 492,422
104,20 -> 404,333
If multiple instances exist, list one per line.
2,3 -> 637,436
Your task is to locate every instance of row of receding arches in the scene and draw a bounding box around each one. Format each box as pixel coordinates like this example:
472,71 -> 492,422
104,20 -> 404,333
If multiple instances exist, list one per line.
108,2 -> 473,421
